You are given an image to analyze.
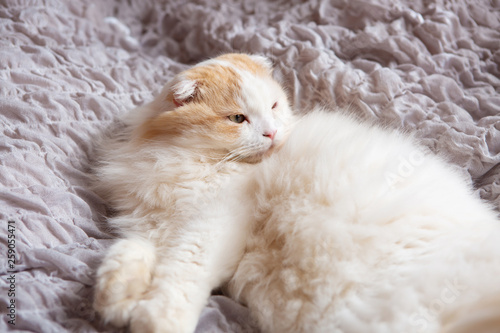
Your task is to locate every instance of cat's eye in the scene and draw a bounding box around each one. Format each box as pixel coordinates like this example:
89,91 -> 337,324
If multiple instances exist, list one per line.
228,114 -> 246,123
272,101 -> 278,109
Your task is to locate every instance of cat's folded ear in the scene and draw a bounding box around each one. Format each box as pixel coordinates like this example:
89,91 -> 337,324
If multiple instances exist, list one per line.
249,55 -> 274,73
170,76 -> 198,107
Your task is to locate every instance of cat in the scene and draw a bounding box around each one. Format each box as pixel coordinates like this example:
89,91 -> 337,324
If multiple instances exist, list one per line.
92,53 -> 294,333
94,52 -> 500,333
226,110 -> 500,333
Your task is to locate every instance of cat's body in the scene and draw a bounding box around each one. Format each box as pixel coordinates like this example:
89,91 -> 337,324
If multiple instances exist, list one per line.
227,110 -> 500,333
94,54 -> 500,333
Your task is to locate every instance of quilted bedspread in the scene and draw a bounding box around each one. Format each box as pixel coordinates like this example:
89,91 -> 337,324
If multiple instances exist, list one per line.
1,0 -> 499,332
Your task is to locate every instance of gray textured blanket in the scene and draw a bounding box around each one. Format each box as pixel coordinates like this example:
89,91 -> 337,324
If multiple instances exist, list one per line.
1,0 -> 499,332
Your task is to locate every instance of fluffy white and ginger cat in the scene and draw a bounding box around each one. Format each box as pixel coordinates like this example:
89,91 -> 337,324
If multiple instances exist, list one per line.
94,53 -> 500,333
93,53 -> 293,332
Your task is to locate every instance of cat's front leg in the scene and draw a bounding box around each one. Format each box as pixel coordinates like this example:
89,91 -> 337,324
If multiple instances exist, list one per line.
93,237 -> 156,327
126,204 -> 247,333
128,245 -> 215,333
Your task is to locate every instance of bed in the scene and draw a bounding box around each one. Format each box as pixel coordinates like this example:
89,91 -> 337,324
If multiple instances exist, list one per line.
1,0 -> 499,332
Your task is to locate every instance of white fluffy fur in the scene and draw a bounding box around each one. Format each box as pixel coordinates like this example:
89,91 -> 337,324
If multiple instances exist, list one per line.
228,110 -> 500,333
94,54 -> 500,333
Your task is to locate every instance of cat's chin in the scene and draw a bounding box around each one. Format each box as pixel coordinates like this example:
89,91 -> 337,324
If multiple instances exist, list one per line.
242,154 -> 265,164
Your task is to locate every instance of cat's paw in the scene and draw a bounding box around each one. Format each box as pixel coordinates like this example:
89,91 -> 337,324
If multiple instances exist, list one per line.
129,297 -> 199,333
93,238 -> 156,327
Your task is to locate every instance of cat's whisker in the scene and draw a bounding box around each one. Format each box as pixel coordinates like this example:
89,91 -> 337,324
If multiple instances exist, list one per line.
214,145 -> 261,169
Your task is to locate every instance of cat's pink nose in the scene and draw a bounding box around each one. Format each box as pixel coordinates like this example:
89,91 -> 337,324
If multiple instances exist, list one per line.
263,129 -> 277,141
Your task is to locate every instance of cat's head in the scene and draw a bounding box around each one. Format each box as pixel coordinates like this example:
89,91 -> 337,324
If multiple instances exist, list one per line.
136,53 -> 293,163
